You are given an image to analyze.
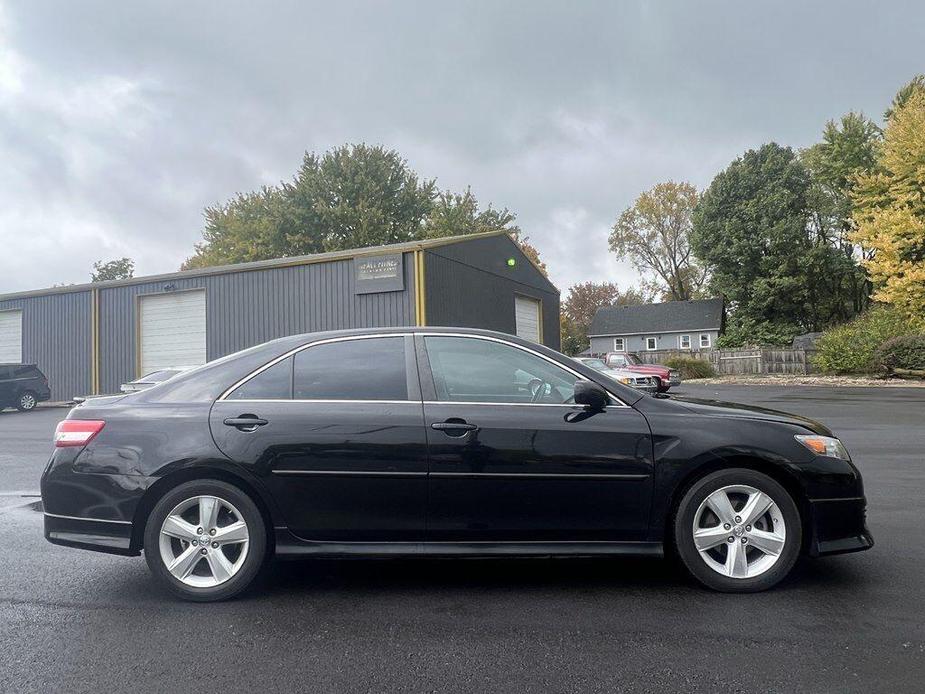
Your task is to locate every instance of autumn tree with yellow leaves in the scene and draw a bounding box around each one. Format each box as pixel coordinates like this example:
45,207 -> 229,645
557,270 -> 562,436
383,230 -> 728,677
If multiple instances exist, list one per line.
852,80 -> 925,319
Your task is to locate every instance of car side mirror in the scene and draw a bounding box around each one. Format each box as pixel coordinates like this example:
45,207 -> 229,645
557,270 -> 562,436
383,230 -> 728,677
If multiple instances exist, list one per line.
574,381 -> 608,411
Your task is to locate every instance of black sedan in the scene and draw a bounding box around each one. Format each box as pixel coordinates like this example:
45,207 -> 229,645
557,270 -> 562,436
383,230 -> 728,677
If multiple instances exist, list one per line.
41,328 -> 872,601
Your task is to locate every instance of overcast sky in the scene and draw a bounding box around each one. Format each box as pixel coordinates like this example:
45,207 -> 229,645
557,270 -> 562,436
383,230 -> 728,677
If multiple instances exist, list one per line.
1,1 -> 922,295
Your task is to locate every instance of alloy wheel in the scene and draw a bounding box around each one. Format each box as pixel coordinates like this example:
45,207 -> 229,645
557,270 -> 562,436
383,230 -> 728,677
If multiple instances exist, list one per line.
692,484 -> 786,579
158,495 -> 250,588
19,393 -> 36,410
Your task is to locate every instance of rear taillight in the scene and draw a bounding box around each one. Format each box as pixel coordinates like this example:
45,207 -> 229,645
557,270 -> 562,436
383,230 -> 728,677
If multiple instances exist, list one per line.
54,420 -> 105,448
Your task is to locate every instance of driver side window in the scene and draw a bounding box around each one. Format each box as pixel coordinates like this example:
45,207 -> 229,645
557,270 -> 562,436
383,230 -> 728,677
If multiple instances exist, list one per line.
424,336 -> 579,404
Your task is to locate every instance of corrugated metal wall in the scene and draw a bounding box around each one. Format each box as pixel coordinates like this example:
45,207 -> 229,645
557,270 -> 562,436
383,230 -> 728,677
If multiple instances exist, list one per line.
423,235 -> 561,350
98,254 -> 417,393
0,236 -> 560,401
0,292 -> 92,401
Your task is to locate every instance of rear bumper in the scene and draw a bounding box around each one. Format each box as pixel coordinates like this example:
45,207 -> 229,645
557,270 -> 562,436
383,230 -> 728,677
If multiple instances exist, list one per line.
807,496 -> 874,557
44,512 -> 138,556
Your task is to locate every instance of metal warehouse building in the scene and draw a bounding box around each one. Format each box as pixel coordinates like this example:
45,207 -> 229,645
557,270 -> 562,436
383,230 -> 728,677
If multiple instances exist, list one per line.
0,231 -> 559,401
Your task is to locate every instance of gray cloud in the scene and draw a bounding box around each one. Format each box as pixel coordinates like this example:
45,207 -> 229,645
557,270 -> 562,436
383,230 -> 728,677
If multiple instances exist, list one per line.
2,0 -> 922,294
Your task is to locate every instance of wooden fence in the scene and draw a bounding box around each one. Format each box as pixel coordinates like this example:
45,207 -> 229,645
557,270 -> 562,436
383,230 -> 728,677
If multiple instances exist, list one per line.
632,348 -> 817,375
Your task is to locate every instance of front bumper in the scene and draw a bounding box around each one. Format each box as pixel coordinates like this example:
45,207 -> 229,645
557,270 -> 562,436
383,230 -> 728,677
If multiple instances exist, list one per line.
807,496 -> 874,556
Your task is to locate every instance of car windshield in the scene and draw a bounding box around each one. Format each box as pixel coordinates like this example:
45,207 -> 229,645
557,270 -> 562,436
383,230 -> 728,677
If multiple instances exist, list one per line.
625,353 -> 643,366
579,358 -> 608,371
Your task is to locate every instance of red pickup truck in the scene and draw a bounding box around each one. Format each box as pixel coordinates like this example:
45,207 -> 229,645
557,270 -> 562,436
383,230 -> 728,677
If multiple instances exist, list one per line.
604,352 -> 680,392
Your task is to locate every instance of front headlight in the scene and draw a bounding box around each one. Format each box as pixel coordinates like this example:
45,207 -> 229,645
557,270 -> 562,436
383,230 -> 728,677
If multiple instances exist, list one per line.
618,377 -> 633,385
794,434 -> 850,460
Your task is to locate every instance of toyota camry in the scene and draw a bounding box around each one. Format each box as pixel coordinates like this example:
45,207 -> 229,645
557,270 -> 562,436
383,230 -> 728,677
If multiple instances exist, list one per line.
41,328 -> 872,601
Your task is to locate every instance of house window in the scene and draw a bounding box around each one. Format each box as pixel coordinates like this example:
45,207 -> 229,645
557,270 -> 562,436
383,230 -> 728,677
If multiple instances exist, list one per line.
613,337 -> 625,352
645,337 -> 657,351
700,333 -> 712,348
679,335 -> 691,350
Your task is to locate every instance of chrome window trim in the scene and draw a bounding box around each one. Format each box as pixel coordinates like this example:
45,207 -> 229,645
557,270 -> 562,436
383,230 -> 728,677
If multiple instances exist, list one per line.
218,333 -> 413,402
416,332 -> 629,407
219,399 -> 418,405
217,330 -> 629,407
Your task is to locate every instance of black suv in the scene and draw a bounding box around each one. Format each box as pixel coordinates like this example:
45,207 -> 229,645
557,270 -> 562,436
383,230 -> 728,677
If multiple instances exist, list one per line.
0,364 -> 51,411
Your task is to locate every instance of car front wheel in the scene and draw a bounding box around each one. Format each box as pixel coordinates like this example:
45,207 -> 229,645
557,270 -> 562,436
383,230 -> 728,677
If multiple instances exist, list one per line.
17,391 -> 37,411
674,468 -> 802,592
143,480 -> 267,601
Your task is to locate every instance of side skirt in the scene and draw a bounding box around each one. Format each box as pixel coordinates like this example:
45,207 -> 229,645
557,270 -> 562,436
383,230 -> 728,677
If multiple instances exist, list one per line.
274,529 -> 663,559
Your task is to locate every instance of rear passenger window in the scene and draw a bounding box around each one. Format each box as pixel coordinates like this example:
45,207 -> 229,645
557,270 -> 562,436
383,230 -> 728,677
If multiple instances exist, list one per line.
293,337 -> 407,401
227,357 -> 293,400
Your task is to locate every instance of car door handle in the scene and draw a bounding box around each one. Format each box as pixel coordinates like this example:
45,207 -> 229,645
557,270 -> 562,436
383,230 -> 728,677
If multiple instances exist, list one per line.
431,420 -> 478,437
223,416 -> 268,432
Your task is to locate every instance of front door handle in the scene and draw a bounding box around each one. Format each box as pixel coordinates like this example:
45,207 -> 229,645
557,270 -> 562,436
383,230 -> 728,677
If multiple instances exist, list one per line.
431,419 -> 478,437
223,415 -> 268,432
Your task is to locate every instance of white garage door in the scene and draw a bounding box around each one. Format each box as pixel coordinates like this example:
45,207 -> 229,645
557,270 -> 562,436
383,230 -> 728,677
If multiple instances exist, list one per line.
514,295 -> 541,343
139,290 -> 207,374
0,310 -> 23,362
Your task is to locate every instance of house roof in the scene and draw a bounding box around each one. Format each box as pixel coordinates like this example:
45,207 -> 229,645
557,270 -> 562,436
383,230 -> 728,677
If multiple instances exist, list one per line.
589,298 -> 725,336
0,230 -> 512,301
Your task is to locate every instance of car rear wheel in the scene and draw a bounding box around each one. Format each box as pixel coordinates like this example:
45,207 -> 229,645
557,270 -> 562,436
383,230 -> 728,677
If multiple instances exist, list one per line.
17,391 -> 37,411
143,480 -> 266,601
674,468 -> 801,592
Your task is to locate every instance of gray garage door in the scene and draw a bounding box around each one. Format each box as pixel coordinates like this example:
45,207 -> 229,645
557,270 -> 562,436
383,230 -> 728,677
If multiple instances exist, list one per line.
139,290 -> 207,374
514,295 -> 541,343
0,310 -> 23,362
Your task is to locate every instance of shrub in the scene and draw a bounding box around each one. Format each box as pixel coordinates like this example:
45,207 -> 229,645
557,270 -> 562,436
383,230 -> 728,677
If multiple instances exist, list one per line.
664,356 -> 716,379
874,335 -> 925,372
812,305 -> 925,374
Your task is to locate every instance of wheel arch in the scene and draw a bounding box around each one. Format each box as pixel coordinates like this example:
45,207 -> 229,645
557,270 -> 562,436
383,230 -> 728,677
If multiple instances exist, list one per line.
663,455 -> 812,556
131,465 -> 278,553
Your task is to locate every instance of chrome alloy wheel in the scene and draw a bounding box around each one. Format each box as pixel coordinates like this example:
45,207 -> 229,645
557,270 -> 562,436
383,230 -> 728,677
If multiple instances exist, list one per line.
19,393 -> 36,410
692,484 -> 786,579
158,495 -> 250,588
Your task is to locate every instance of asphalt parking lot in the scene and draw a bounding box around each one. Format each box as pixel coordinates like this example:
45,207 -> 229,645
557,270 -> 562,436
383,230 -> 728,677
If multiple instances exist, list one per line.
1,385 -> 924,693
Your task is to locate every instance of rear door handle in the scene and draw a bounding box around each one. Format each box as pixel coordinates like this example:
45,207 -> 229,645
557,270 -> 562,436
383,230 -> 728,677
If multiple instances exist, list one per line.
431,420 -> 478,437
223,416 -> 268,432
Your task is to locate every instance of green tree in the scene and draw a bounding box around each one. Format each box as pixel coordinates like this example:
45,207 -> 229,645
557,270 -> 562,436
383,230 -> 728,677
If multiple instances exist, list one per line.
692,143 -> 857,346
559,282 -> 651,354
285,144 -> 435,252
423,187 -> 520,238
184,144 -> 436,268
183,187 -> 294,270
852,90 -> 925,320
91,257 -> 135,282
801,112 -> 880,313
610,181 -> 707,301
183,144 -> 537,273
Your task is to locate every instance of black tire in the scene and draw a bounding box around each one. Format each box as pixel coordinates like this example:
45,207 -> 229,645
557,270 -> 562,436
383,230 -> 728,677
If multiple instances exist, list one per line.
16,390 -> 37,411
144,479 -> 267,602
674,468 -> 802,593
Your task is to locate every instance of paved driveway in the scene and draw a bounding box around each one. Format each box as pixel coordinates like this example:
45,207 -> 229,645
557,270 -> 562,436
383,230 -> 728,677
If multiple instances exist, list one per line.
1,387 -> 923,692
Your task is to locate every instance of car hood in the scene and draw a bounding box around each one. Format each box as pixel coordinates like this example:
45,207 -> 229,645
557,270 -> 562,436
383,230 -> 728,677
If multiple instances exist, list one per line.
664,396 -> 832,435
